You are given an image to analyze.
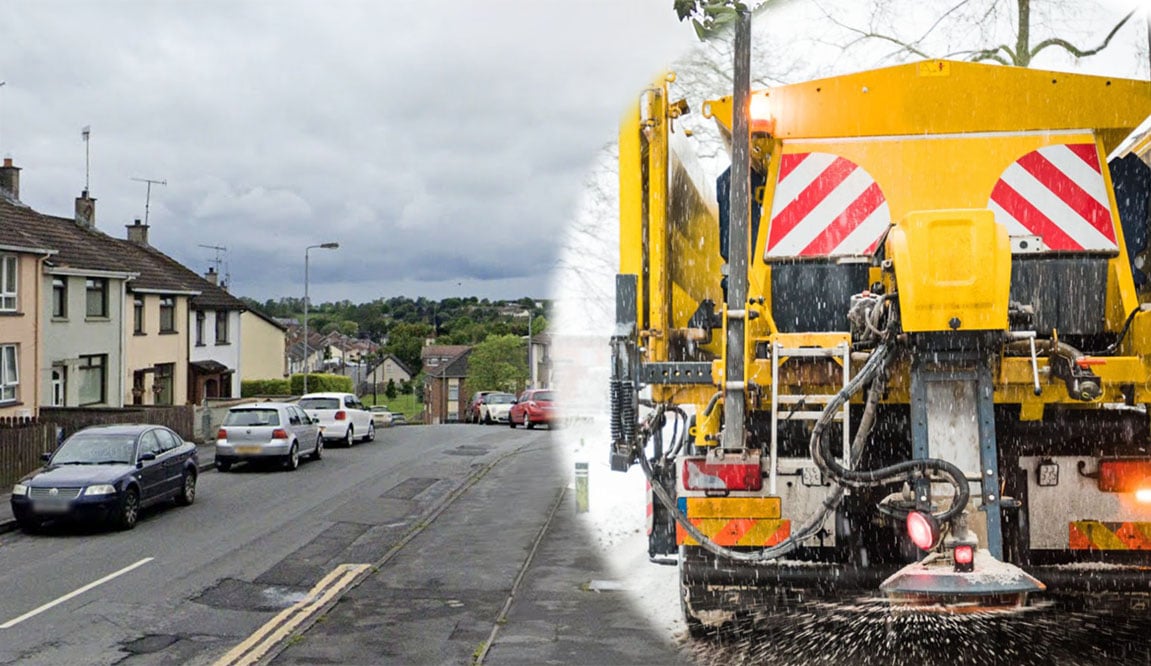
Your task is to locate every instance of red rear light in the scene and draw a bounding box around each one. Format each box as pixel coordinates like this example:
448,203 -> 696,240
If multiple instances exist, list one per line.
272,428 -> 289,440
682,459 -> 762,491
1097,459 -> 1151,492
216,428 -> 227,440
906,511 -> 939,551
335,411 -> 347,421
953,544 -> 975,572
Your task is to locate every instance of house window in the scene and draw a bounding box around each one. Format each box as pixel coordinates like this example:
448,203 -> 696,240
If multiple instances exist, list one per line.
153,363 -> 174,405
134,298 -> 144,334
52,277 -> 67,318
195,311 -> 205,346
0,255 -> 16,312
0,344 -> 17,402
159,297 -> 175,332
215,311 -> 229,344
85,278 -> 107,317
77,354 -> 106,406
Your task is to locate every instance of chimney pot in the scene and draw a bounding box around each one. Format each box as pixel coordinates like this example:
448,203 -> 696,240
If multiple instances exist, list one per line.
0,159 -> 21,200
205,267 -> 218,286
74,190 -> 96,229
126,219 -> 150,245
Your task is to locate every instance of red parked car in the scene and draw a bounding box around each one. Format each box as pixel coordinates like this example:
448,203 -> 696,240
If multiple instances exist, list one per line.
508,389 -> 555,429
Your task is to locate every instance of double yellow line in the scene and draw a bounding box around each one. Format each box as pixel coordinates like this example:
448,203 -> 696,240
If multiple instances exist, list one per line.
214,563 -> 370,666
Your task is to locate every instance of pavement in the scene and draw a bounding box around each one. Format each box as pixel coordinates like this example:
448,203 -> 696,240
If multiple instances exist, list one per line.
0,443 -> 217,534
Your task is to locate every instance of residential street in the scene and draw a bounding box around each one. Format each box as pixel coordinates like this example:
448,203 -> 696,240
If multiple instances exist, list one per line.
0,425 -> 689,665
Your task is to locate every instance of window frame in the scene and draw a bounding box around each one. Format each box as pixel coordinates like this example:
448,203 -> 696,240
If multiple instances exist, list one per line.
52,277 -> 67,319
159,297 -> 176,333
85,277 -> 108,318
195,310 -> 205,346
0,344 -> 18,403
133,298 -> 145,334
0,254 -> 17,312
215,310 -> 229,344
77,354 -> 107,406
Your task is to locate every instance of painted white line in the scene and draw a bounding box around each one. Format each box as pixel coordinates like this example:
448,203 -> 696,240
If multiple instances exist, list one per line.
0,557 -> 154,629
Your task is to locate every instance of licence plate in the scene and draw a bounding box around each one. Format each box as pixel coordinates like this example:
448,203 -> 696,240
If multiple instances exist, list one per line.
34,501 -> 71,514
235,446 -> 262,455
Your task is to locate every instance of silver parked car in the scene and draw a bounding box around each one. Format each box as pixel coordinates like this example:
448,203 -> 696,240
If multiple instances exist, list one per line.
215,402 -> 323,472
299,392 -> 375,446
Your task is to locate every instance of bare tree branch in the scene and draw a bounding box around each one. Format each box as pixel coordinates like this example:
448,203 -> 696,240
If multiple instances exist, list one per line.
1029,10 -> 1134,60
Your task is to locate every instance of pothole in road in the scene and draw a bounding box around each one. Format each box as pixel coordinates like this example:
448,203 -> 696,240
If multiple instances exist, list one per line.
193,578 -> 309,612
121,634 -> 179,654
382,477 -> 441,499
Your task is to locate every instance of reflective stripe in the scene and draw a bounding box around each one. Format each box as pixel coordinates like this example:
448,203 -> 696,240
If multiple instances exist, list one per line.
1069,521 -> 1151,550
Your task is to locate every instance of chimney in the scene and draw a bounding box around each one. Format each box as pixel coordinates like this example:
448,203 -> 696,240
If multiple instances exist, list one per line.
205,266 -> 218,286
75,190 -> 96,228
0,158 -> 21,200
126,218 -> 150,245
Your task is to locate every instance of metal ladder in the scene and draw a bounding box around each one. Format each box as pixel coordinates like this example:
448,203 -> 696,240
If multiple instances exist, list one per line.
769,333 -> 852,495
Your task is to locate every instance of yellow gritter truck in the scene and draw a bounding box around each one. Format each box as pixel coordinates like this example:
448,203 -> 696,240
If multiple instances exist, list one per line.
609,59 -> 1151,630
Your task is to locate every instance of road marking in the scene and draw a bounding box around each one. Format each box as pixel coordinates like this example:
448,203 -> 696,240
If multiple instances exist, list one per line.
0,557 -> 154,629
214,563 -> 370,666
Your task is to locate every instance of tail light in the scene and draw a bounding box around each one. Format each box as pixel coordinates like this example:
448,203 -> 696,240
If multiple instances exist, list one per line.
682,459 -> 762,491
272,428 -> 289,440
906,511 -> 939,551
335,411 -> 347,421
1097,459 -> 1151,493
216,428 -> 227,440
953,543 -> 975,572
1137,489 -> 1151,504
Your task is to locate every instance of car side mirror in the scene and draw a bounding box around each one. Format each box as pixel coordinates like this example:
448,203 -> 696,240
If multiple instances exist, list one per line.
139,452 -> 157,463
41,452 -> 52,462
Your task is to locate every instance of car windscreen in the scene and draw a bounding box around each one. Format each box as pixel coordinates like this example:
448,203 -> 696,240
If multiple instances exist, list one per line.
487,394 -> 514,404
533,391 -> 555,402
224,409 -> 281,427
299,398 -> 340,410
52,433 -> 137,465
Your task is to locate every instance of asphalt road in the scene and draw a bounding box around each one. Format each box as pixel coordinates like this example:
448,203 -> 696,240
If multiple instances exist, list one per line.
0,424 -> 690,666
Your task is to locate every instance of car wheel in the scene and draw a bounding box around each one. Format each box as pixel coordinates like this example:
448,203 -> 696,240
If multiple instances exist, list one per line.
311,435 -> 324,461
509,413 -> 517,429
216,460 -> 232,473
176,471 -> 197,506
484,412 -> 492,425
284,443 -> 300,471
344,427 -> 355,448
525,413 -> 534,430
365,422 -> 375,443
116,487 -> 140,531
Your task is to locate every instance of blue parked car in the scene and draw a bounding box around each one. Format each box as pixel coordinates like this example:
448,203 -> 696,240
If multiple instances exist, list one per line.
10,424 -> 199,532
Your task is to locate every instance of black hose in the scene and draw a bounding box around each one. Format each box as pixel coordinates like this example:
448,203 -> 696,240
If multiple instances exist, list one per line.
1090,305 -> 1141,356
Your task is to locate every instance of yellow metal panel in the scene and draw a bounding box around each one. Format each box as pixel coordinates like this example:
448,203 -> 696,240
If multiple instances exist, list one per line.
706,61 -> 1151,155
685,496 -> 781,519
887,209 -> 1010,332
679,518 -> 791,547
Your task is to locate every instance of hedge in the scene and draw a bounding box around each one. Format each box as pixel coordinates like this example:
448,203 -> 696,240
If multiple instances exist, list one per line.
241,379 -> 291,397
290,373 -> 353,395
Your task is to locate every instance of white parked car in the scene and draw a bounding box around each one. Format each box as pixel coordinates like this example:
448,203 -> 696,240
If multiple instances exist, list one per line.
369,406 -> 394,427
298,392 -> 375,446
479,392 -> 516,424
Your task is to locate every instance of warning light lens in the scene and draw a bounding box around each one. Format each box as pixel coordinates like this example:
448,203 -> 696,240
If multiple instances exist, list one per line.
1136,488 -> 1151,504
682,459 -> 763,491
1097,459 -> 1151,493
953,544 -> 975,572
906,511 -> 939,551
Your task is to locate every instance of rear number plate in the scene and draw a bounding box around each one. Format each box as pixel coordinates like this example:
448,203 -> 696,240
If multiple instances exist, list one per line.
235,446 -> 262,455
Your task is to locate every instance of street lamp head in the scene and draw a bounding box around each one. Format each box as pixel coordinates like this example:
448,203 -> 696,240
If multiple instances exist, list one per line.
320,242 -> 339,249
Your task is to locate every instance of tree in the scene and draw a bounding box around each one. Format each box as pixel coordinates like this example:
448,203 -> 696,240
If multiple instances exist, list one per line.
385,378 -> 398,400
467,334 -> 528,393
820,0 -> 1136,69
384,322 -> 434,374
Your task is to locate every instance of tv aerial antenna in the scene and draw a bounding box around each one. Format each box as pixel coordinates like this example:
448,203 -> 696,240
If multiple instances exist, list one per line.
130,176 -> 166,225
198,243 -> 230,288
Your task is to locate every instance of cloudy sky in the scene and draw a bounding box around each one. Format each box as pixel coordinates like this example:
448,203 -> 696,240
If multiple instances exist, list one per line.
0,1 -> 692,303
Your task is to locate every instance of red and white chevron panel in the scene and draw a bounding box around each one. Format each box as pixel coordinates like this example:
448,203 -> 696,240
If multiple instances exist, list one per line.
766,152 -> 891,258
989,143 -> 1117,252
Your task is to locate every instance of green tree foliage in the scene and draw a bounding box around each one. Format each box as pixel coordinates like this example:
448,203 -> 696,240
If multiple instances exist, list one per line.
385,322 -> 435,375
674,0 -> 751,40
467,334 -> 528,393
385,378 -> 398,400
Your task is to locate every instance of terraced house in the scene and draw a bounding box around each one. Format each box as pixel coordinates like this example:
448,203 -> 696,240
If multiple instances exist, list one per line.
0,158 -> 256,410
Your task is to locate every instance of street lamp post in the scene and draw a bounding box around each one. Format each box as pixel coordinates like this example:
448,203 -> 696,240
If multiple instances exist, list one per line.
303,242 -> 339,395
